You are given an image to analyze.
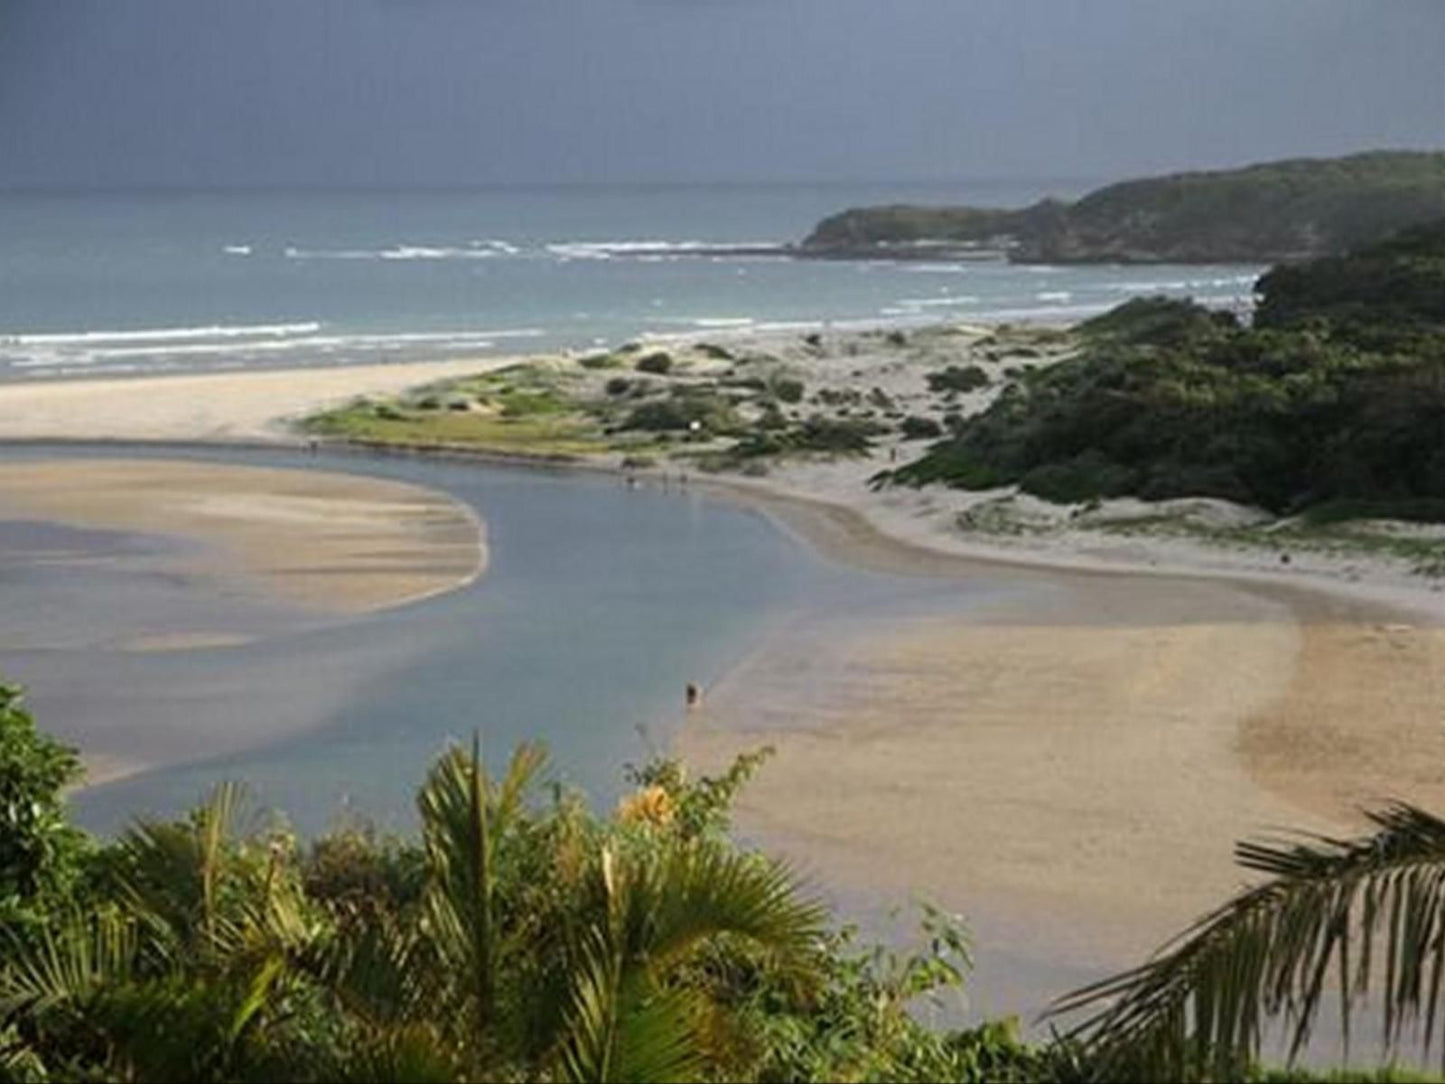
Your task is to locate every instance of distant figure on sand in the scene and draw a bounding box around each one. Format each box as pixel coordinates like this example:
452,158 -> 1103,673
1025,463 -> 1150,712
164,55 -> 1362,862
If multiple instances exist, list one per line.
685,682 -> 702,709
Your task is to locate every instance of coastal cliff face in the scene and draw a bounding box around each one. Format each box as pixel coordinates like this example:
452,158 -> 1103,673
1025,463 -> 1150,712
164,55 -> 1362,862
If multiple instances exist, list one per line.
803,151 -> 1445,264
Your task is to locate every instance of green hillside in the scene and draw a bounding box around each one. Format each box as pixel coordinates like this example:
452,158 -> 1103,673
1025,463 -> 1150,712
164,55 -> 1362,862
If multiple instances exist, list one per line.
803,151 -> 1445,264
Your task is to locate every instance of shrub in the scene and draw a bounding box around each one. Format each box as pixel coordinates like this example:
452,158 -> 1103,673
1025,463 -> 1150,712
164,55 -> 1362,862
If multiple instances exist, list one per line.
635,351 -> 673,374
899,415 -> 944,440
604,377 -> 632,397
578,352 -> 623,370
927,365 -> 991,394
0,684 -> 84,921
772,377 -> 805,404
621,390 -> 739,435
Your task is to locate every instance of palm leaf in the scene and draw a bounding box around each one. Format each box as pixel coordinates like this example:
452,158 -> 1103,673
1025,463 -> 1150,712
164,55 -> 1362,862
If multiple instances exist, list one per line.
112,781 -> 252,946
622,844 -> 826,971
418,737 -> 546,1040
557,927 -> 704,1084
0,910 -> 137,1022
1048,802 -> 1445,1079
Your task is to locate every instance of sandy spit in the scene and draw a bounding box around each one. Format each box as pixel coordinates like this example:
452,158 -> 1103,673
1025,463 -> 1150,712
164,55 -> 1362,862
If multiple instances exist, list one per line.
0,459 -> 486,614
0,357 -> 516,443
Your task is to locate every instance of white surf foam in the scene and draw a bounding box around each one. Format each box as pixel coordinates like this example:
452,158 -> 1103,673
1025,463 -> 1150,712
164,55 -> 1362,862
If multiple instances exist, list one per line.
2,322 -> 322,346
545,239 -> 781,261
893,296 -> 982,308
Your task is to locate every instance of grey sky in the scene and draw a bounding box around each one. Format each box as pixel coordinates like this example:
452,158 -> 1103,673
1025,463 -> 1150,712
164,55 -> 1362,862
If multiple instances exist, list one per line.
2,0 -> 1443,189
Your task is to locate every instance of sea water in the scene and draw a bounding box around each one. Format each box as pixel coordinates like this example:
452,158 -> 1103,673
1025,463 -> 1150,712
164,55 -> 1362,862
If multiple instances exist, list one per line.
0,183 -> 1260,379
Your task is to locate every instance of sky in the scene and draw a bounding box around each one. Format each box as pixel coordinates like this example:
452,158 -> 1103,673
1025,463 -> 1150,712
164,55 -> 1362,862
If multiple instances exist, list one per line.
2,0 -> 1443,189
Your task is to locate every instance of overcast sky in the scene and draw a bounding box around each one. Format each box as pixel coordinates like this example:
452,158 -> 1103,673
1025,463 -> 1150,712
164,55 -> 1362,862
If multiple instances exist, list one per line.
2,0 -> 1443,189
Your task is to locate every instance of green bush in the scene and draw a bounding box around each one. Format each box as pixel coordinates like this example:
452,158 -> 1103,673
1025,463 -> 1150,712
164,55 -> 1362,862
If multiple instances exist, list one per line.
621,389 -> 740,435
927,365 -> 991,394
604,376 -> 632,397
578,352 -> 623,370
900,415 -> 944,440
0,684 -> 84,927
635,350 -> 673,374
772,376 -> 806,403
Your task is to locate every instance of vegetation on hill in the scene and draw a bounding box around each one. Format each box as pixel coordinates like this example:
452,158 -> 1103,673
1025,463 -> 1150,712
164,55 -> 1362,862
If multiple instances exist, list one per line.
882,221 -> 1445,520
803,152 -> 1445,264
3,679 -> 1445,1081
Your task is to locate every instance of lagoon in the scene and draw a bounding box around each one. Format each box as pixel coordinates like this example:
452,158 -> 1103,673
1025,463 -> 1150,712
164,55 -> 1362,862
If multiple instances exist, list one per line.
0,443 -> 1023,837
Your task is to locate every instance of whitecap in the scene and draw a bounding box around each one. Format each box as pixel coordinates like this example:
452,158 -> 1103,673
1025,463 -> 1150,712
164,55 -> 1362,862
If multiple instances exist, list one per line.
2,322 -> 322,346
893,296 -> 982,309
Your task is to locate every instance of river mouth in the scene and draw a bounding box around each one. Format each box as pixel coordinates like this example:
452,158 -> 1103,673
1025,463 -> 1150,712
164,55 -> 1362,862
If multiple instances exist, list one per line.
0,442 -> 1015,839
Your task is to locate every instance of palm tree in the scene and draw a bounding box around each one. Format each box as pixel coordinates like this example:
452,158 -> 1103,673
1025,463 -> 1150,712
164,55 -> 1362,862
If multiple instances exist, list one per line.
1049,802 -> 1445,1081
0,738 -> 826,1082
321,737 -> 827,1082
0,782 -> 313,1082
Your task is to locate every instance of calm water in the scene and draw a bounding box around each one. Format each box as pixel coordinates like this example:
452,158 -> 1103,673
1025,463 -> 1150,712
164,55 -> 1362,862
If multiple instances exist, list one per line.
0,184 -> 1260,379
0,444 -> 1026,835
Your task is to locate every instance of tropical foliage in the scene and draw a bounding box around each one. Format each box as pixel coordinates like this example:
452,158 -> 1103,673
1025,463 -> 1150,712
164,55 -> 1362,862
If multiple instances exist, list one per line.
1,727 -> 1054,1083
1052,805 -> 1445,1083
0,685 -> 86,937
7,687 -> 1445,1081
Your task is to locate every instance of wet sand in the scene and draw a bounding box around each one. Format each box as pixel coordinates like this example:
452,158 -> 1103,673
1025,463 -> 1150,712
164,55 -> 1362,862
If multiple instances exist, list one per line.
680,492 -> 1445,1017
0,458 -> 485,614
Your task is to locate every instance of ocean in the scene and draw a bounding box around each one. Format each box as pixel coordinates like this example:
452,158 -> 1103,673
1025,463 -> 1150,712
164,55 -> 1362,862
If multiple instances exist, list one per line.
0,182 -> 1261,380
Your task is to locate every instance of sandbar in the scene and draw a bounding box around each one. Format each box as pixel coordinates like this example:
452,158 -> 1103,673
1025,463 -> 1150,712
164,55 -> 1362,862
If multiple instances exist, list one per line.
0,458 -> 485,614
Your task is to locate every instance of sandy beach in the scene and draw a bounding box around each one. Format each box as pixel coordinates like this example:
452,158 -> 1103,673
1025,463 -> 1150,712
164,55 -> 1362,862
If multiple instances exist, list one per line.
0,458 -> 485,614
3,352 -> 1444,1017
0,358 -> 515,443
679,490 -> 1445,1015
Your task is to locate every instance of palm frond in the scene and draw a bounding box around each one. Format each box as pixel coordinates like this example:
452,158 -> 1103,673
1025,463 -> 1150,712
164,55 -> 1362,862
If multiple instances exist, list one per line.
558,927 -> 704,1084
1048,802 -> 1445,1079
418,736 -> 546,1039
0,910 -> 137,1022
623,844 -> 826,971
113,781 -> 252,943
334,1023 -> 459,1083
310,909 -> 436,1028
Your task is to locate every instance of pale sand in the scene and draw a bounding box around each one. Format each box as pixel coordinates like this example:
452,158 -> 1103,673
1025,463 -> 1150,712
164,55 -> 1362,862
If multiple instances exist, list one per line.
0,459 -> 485,614
0,358 -> 514,442
680,493 -> 1445,1015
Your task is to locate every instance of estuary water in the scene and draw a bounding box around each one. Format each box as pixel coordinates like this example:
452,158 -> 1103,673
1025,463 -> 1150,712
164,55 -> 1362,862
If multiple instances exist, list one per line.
0,183 -> 1260,380
0,444 -> 1030,836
